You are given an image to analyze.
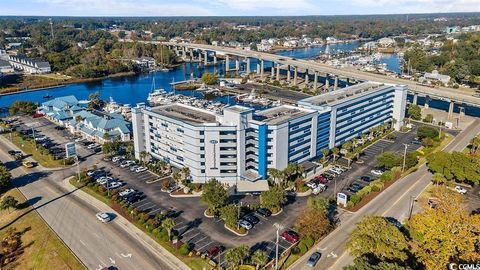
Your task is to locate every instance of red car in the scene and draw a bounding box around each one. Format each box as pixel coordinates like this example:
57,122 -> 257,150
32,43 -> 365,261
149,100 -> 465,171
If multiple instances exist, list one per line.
281,230 -> 299,243
315,176 -> 328,184
206,245 -> 223,258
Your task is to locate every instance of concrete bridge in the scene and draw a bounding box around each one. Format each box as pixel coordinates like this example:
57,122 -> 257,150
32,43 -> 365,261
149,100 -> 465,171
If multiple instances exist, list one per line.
152,41 -> 480,115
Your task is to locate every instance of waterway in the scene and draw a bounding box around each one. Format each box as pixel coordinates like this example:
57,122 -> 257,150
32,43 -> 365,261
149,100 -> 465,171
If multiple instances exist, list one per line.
0,44 -> 478,117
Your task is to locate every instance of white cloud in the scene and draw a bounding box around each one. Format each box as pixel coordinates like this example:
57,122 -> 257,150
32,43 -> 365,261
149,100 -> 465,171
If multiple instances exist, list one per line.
34,0 -> 214,16
345,0 -> 480,13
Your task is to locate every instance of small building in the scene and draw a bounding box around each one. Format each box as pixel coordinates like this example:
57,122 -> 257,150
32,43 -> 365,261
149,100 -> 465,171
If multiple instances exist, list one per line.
131,57 -> 156,68
256,43 -> 272,52
377,37 -> 396,47
421,70 -> 451,85
8,55 -> 51,74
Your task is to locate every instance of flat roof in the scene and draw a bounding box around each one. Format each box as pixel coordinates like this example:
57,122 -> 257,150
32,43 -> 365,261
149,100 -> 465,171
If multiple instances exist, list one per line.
299,82 -> 392,107
151,104 -> 217,125
224,105 -> 254,114
255,105 -> 312,125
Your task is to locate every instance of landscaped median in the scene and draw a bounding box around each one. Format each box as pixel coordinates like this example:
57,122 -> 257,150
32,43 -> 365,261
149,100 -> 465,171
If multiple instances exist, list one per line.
68,172 -> 212,270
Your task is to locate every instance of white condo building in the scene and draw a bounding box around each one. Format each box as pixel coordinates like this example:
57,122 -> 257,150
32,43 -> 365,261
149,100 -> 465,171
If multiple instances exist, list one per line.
132,82 -> 407,188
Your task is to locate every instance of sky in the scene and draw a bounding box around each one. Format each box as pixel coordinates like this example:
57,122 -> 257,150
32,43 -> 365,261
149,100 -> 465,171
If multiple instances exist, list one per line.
1,0 -> 480,16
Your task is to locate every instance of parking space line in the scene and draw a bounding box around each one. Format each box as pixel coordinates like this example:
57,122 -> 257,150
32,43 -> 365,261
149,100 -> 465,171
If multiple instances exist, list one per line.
147,208 -> 163,215
192,236 -> 208,244
196,241 -> 214,251
185,232 -> 200,240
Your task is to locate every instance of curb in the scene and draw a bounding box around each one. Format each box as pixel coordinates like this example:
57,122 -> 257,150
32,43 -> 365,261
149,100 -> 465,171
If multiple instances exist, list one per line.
224,224 -> 248,236
271,208 -> 283,216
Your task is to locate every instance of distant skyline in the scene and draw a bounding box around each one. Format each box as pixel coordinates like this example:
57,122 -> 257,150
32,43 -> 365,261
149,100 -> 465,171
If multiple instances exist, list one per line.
1,0 -> 480,17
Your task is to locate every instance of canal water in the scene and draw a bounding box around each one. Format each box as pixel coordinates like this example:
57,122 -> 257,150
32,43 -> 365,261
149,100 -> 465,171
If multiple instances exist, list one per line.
1,44 -> 478,117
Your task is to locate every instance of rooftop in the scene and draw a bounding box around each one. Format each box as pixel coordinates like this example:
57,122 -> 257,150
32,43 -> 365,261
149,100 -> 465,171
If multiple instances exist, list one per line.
151,104 -> 217,125
255,105 -> 312,125
224,105 -> 254,114
299,82 -> 391,107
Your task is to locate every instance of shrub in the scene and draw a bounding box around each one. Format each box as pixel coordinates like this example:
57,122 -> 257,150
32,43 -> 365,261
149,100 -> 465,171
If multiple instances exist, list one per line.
349,194 -> 360,205
380,171 -> 394,182
371,181 -> 384,192
291,246 -> 301,254
303,236 -> 314,248
179,243 -> 191,255
417,126 -> 439,140
347,201 -> 355,208
357,186 -> 372,198
298,242 -> 308,254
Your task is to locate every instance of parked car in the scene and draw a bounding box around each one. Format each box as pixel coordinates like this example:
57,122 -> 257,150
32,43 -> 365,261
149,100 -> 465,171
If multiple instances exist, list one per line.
315,175 -> 328,184
312,183 -> 327,195
135,166 -> 147,173
121,193 -> 143,204
166,186 -> 177,194
96,176 -> 113,185
206,245 -> 224,258
54,126 -> 65,130
105,181 -> 122,189
370,169 -> 384,176
256,208 -> 271,217
411,138 -> 421,145
360,175 -> 373,182
95,212 -> 111,223
238,219 -> 253,230
243,214 -> 259,225
281,230 -> 299,243
130,165 -> 140,172
306,181 -> 317,189
471,208 -> 480,215
454,186 -> 467,194
120,160 -> 134,168
87,143 -> 99,149
307,252 -> 321,267
119,188 -> 136,197
348,182 -> 363,193
112,156 -> 124,163
8,150 -> 19,156
321,173 -> 334,180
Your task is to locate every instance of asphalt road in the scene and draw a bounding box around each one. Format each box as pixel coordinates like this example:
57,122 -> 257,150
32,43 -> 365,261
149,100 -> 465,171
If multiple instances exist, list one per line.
289,119 -> 480,270
0,137 -> 188,270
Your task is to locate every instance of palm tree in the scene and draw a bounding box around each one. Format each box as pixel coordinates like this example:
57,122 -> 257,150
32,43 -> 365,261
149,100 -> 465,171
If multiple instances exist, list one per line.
161,218 -> 175,240
103,132 -> 110,142
181,167 -> 190,184
470,136 -> 480,154
332,147 -> 339,163
342,141 -> 353,167
172,171 -> 181,187
251,249 -> 268,269
432,173 -> 447,186
225,245 -> 249,269
139,150 -> 147,166
268,168 -> 282,186
321,148 -> 330,162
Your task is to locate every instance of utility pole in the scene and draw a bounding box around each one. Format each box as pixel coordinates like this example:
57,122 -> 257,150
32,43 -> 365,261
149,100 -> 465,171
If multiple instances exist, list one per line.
402,144 -> 408,172
237,201 -> 243,230
75,155 -> 80,181
273,223 -> 284,270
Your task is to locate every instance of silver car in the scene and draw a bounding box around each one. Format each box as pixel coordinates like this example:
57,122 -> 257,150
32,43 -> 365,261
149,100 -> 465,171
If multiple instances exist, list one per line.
307,252 -> 321,267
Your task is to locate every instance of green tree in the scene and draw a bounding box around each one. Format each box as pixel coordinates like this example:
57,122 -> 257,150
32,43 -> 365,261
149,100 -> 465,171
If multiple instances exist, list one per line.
346,216 -> 409,261
201,178 -> 228,214
225,245 -> 249,268
417,126 -> 439,140
294,208 -> 332,240
431,173 -> 447,185
470,135 -> 480,154
376,152 -> 402,170
260,185 -> 286,212
0,196 -> 18,213
321,148 -> 330,161
345,255 -> 413,270
8,101 -> 38,116
161,217 -> 175,240
251,249 -> 268,269
220,204 -> 238,229
332,147 -> 340,162
0,165 -> 12,189
407,104 -> 421,120
201,72 -> 218,85
307,196 -> 328,213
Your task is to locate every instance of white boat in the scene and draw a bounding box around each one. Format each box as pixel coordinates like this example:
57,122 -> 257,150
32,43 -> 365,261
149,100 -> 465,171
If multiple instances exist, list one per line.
147,89 -> 167,104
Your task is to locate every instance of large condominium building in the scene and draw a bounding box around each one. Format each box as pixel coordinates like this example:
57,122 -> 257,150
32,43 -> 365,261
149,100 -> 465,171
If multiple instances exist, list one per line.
132,82 -> 407,188
8,55 -> 51,74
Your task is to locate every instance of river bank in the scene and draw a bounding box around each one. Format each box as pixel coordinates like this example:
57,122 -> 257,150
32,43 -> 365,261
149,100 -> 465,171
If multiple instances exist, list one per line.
0,71 -> 137,96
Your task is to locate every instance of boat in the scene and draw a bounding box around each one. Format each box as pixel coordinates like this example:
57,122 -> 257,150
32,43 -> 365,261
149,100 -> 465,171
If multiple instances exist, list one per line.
147,77 -> 167,104
43,94 -> 53,99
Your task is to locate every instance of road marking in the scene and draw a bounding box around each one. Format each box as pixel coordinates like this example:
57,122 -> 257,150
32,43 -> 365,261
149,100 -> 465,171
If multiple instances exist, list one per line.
186,232 -> 200,241
327,252 -> 338,258
196,241 -> 214,251
79,239 -> 87,247
96,265 -> 104,270
193,236 -> 208,244
147,208 -> 162,215
109,257 -> 116,264
121,253 -> 132,258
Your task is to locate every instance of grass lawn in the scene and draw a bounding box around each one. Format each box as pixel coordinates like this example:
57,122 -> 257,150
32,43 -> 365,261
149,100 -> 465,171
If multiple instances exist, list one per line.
0,188 -> 84,270
4,133 -> 66,168
69,178 -> 213,270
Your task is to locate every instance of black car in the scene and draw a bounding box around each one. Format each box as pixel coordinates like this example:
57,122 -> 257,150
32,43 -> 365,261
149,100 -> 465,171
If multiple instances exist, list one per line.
243,214 -> 260,225
348,182 -> 363,193
93,147 -> 102,153
256,208 -> 272,217
471,208 -> 480,215
8,150 -> 19,156
121,193 -> 143,204
360,175 -> 373,182
54,126 -> 65,130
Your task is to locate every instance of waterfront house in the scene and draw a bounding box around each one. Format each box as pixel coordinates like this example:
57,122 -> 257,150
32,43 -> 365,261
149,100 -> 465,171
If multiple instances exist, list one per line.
40,95 -> 132,143
0,60 -> 13,73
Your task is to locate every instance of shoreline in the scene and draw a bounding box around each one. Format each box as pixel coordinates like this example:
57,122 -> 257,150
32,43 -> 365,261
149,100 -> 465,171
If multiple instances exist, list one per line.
0,71 -> 137,97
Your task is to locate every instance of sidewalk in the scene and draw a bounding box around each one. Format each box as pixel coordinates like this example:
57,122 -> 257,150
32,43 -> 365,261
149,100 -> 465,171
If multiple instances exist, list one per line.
62,177 -> 191,270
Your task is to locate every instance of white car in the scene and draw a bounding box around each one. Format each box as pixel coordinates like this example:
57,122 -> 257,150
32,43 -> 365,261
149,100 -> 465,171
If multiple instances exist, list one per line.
119,188 -> 136,197
135,166 -> 147,173
306,182 -> 317,189
454,186 -> 467,194
238,220 -> 253,230
371,169 -> 384,176
96,176 -> 113,185
106,181 -> 122,189
112,156 -> 124,163
74,137 -> 84,142
95,212 -> 111,223
87,143 -> 99,149
312,184 -> 327,195
120,160 -> 134,168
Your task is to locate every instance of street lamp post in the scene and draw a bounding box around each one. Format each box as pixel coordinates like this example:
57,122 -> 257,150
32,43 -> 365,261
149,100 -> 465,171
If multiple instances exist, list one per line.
273,223 -> 284,270
209,139 -> 218,170
402,144 -> 408,172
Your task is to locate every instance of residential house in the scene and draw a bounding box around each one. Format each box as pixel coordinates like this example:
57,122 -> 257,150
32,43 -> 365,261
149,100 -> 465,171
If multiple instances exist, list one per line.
8,55 -> 51,74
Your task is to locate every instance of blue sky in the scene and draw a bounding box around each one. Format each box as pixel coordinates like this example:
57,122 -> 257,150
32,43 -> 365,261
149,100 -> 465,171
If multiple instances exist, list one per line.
1,0 -> 479,16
